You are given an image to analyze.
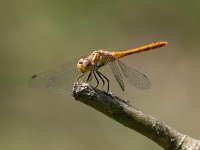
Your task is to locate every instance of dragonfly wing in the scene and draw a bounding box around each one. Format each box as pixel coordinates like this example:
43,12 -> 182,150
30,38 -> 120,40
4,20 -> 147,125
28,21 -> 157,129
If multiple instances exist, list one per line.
109,61 -> 125,91
117,60 -> 150,89
28,58 -> 80,91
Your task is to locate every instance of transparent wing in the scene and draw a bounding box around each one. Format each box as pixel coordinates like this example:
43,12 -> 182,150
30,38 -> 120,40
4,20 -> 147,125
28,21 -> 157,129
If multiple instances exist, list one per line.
117,60 -> 150,89
28,58 -> 81,92
109,62 -> 125,91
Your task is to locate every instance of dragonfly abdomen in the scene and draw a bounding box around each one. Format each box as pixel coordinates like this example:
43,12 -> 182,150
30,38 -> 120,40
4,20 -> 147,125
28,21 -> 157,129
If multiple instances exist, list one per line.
112,41 -> 167,59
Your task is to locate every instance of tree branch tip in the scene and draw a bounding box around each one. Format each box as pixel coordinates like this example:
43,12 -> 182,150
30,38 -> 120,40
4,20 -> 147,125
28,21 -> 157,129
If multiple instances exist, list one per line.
72,81 -> 129,104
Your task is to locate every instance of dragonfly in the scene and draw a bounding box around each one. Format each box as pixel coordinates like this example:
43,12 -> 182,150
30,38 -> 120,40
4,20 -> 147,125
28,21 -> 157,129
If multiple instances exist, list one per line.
28,41 -> 167,92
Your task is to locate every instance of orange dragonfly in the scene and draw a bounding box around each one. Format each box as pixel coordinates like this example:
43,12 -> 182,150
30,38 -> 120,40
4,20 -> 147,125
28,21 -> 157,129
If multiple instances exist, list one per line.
28,41 -> 167,92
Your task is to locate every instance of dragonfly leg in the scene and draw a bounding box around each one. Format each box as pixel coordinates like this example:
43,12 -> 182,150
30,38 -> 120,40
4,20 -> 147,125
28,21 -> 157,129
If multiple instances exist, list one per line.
96,70 -> 109,91
93,71 -> 99,88
96,71 -> 105,89
77,73 -> 85,80
86,71 -> 93,82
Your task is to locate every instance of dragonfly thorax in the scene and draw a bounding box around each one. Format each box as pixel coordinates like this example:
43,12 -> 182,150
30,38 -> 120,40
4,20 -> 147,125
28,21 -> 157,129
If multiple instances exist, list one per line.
90,50 -> 116,67
77,50 -> 115,73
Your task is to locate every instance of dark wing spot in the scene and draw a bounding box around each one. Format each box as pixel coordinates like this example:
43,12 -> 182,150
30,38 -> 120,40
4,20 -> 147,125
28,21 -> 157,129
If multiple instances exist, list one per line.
31,74 -> 38,79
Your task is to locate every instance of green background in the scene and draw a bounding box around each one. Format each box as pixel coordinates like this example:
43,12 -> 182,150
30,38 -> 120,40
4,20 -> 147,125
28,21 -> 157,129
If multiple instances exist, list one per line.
1,0 -> 200,149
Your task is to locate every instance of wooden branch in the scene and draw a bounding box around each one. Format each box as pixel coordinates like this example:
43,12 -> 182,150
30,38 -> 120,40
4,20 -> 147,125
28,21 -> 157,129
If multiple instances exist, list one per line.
72,81 -> 200,150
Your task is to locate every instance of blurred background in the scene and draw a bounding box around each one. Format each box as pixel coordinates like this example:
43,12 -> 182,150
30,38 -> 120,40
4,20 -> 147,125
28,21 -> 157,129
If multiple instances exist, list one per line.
1,0 -> 200,150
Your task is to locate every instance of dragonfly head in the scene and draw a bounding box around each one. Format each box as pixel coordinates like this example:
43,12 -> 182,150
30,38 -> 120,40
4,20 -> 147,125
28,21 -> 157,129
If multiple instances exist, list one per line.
77,58 -> 92,73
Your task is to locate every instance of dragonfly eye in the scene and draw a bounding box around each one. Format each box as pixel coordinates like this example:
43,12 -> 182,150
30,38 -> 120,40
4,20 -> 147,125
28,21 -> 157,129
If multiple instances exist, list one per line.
77,58 -> 91,73
83,59 -> 90,67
